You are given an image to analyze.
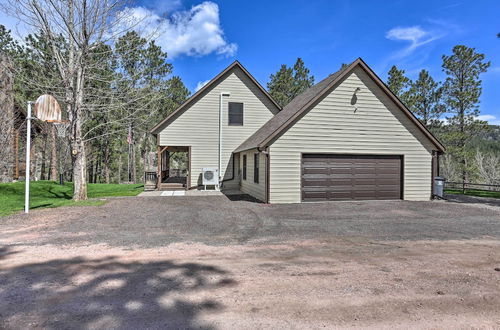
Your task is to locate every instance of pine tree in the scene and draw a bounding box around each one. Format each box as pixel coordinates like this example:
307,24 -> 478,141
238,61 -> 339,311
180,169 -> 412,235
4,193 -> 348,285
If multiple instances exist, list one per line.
441,45 -> 490,189
292,58 -> 315,98
408,69 -> 445,129
386,65 -> 412,107
267,64 -> 294,108
268,58 -> 314,107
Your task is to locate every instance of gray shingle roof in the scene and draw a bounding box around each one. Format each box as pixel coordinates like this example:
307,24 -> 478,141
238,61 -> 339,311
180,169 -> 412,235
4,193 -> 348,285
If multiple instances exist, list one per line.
234,66 -> 346,153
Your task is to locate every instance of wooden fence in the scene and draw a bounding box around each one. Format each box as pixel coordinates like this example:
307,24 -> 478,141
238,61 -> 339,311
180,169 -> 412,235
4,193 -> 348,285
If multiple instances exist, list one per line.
445,181 -> 500,192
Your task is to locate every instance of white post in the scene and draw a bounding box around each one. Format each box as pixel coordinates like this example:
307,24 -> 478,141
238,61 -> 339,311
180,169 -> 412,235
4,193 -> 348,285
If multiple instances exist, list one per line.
218,92 -> 230,190
24,101 -> 32,213
218,94 -> 223,188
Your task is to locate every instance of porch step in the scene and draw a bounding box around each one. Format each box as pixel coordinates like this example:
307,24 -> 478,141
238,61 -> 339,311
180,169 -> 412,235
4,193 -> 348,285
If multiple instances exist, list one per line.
159,183 -> 186,191
144,184 -> 157,191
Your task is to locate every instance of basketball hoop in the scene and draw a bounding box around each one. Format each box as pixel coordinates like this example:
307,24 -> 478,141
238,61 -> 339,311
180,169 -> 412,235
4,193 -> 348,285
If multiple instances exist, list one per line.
34,94 -> 61,122
24,94 -> 63,214
53,121 -> 70,137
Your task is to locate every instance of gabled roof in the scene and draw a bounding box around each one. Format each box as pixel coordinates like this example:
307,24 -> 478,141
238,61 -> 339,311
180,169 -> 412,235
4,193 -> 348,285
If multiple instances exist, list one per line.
234,58 -> 445,153
150,60 -> 281,134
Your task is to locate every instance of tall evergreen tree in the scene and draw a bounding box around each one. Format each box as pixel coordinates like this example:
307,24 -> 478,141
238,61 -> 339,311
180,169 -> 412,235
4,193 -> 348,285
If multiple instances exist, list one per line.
268,58 -> 314,107
441,45 -> 490,188
267,64 -> 294,108
386,65 -> 412,107
408,69 -> 444,129
0,25 -> 18,55
292,58 -> 315,98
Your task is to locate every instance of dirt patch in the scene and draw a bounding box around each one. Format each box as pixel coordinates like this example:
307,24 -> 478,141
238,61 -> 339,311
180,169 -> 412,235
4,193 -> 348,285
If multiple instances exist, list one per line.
1,239 -> 500,329
1,197 -> 500,328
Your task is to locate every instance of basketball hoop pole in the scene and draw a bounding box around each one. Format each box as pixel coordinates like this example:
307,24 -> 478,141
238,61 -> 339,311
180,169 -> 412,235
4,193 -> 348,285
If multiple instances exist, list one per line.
25,101 -> 33,213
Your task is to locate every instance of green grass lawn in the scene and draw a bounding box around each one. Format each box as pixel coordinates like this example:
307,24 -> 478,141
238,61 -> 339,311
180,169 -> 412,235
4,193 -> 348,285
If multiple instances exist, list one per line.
0,181 -> 143,217
445,189 -> 500,199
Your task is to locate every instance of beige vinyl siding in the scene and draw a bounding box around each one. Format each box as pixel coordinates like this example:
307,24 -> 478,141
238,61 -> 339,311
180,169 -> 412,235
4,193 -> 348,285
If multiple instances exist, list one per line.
158,67 -> 279,188
269,66 -> 435,203
239,149 -> 266,202
221,153 -> 240,190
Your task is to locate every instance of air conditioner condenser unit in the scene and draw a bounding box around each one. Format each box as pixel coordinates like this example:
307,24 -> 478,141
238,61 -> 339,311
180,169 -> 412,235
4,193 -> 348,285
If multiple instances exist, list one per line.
202,168 -> 219,190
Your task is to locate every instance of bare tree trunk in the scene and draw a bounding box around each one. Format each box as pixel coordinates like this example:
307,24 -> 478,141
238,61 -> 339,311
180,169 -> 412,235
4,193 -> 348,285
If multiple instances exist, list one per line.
0,54 -> 14,182
143,151 -> 147,184
14,130 -> 19,180
50,125 -> 57,180
130,142 -> 136,183
104,165 -> 110,184
70,64 -> 88,198
94,155 -> 99,183
71,101 -> 87,199
118,154 -> 122,184
40,133 -> 48,180
127,123 -> 137,183
30,143 -> 37,181
103,143 -> 110,184
88,158 -> 93,184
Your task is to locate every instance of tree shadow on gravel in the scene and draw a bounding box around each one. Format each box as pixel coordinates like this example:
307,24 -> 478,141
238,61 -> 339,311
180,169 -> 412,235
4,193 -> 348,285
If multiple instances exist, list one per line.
0,246 -> 19,261
445,193 -> 500,208
0,250 -> 236,329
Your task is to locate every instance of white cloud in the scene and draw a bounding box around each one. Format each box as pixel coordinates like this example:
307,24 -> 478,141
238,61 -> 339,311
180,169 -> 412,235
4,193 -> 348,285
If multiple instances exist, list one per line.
386,26 -> 428,44
385,25 -> 444,58
439,114 -> 500,126
477,115 -> 496,121
476,115 -> 500,125
115,1 -> 237,58
195,79 -> 210,92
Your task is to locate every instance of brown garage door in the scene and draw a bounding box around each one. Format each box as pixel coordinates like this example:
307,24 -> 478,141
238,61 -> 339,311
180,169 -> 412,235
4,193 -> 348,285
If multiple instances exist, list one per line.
301,154 -> 402,202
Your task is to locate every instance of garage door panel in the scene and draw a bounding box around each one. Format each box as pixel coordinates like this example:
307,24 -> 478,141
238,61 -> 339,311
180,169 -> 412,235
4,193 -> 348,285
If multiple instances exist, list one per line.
377,179 -> 400,186
302,179 -> 329,187
302,191 -> 328,201
330,168 -> 352,175
354,168 -> 377,175
329,191 -> 353,200
303,169 -> 329,176
330,178 -> 354,186
352,178 -> 377,185
353,191 -> 377,198
302,154 -> 402,202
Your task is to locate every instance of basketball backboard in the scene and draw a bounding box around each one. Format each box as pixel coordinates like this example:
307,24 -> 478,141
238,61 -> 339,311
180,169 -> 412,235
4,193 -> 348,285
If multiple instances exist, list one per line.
34,94 -> 61,122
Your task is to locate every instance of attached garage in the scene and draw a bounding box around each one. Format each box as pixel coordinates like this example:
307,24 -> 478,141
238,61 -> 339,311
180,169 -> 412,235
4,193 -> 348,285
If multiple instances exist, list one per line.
301,154 -> 402,202
234,58 -> 445,204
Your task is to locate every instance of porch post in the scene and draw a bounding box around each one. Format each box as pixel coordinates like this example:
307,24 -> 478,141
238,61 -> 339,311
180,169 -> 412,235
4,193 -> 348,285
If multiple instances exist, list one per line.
157,146 -> 161,188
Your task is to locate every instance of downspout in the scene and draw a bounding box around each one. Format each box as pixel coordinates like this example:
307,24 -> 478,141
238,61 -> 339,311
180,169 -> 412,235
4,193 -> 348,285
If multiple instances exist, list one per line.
222,153 -> 235,183
259,147 -> 270,204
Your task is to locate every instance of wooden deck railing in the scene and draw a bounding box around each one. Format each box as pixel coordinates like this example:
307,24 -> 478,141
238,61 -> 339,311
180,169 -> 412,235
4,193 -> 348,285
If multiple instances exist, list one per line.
167,168 -> 188,177
144,171 -> 158,191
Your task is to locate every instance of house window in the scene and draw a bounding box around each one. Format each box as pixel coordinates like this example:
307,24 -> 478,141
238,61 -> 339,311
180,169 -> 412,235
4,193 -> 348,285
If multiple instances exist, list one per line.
242,154 -> 247,180
228,102 -> 243,126
254,153 -> 259,184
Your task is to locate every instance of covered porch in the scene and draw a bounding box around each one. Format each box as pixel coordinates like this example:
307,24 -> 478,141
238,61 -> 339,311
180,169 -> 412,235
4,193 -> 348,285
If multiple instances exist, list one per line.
144,146 -> 191,191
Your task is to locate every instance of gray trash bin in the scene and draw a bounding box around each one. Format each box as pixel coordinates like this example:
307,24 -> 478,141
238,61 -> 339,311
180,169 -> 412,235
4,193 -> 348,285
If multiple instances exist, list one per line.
434,176 -> 445,198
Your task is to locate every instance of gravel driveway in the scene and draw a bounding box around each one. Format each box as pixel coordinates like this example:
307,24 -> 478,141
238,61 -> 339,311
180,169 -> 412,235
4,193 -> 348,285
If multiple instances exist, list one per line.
1,196 -> 500,329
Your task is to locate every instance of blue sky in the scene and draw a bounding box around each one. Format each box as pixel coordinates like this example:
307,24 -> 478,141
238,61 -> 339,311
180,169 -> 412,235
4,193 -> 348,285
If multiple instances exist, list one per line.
136,0 -> 500,123
2,0 -> 499,122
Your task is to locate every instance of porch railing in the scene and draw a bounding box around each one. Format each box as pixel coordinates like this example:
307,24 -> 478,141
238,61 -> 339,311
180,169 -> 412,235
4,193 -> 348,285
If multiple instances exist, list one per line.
167,168 -> 188,177
144,171 -> 158,191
